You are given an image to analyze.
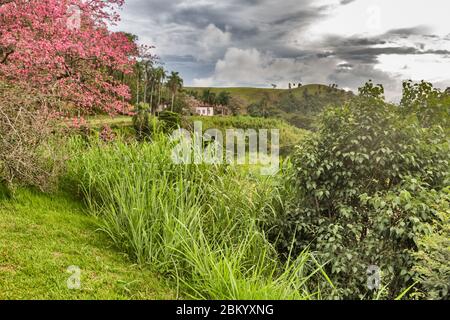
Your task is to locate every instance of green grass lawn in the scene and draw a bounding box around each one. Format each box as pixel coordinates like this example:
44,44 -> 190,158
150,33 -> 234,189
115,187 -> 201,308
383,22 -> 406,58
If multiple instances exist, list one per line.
88,115 -> 132,128
0,189 -> 174,300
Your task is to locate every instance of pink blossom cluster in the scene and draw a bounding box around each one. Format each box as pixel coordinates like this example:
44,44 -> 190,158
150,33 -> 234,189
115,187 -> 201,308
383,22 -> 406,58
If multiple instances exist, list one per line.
0,0 -> 138,115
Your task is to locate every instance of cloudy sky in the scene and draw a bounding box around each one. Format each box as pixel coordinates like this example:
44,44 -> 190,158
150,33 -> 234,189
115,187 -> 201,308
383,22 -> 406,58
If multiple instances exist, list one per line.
114,0 -> 450,100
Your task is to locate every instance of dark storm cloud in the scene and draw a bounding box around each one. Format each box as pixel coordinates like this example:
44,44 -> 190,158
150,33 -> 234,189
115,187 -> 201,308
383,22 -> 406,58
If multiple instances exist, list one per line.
386,26 -> 430,36
340,0 -> 356,5
121,0 -> 323,45
318,28 -> 450,64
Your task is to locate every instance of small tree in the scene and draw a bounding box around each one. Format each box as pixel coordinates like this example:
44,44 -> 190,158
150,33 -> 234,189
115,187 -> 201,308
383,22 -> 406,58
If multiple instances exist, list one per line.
269,82 -> 449,299
0,0 -> 139,115
167,71 -> 183,111
401,80 -> 450,129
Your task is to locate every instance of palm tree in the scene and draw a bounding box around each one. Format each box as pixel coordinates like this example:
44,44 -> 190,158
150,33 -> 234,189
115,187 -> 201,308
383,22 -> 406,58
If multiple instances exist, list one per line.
202,89 -> 211,105
217,91 -> 231,115
167,71 -> 183,111
154,67 -> 167,109
135,62 -> 142,105
202,89 -> 216,106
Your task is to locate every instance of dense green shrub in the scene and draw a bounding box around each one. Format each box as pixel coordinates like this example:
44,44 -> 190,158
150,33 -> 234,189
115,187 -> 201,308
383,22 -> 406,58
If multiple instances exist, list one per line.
269,94 -> 449,299
400,80 -> 450,129
158,110 -> 181,132
133,103 -> 151,140
413,187 -> 450,300
0,182 -> 11,199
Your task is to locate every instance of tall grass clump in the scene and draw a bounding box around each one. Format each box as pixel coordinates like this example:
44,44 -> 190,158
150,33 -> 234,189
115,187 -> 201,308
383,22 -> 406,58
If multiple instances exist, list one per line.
67,134 -> 332,299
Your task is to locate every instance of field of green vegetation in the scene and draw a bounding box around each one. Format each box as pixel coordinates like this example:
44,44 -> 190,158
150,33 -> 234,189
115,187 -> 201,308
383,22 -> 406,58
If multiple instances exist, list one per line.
3,0 -> 448,303
1,82 -> 449,301
187,84 -> 354,130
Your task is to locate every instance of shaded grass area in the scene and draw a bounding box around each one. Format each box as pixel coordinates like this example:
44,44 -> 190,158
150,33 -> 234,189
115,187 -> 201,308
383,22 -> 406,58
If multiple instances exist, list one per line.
0,189 -> 174,300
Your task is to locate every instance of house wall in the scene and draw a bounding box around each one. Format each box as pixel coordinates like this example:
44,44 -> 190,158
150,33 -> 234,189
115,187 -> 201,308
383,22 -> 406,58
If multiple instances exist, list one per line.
195,107 -> 214,116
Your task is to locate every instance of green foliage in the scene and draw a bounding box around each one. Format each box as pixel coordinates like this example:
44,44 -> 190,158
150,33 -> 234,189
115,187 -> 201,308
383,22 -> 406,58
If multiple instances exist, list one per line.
167,71 -> 184,110
400,80 -> 450,129
188,85 -> 353,131
201,89 -> 217,105
216,91 -> 231,106
286,114 -> 317,131
358,80 -> 385,100
413,187 -> 450,300
0,182 -> 11,200
158,110 -> 181,132
132,103 -> 156,141
247,97 -> 280,118
268,92 -> 449,299
184,116 -> 308,156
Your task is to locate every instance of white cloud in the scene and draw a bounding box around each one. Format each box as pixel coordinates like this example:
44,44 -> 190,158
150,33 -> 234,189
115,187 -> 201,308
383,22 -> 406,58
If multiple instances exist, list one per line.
198,24 -> 231,61
306,0 -> 450,39
375,54 -> 450,83
194,47 -> 339,88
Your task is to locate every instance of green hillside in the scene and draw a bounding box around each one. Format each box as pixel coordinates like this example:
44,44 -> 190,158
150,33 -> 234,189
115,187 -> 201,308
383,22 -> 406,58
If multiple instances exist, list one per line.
187,84 -> 352,107
186,84 -> 354,130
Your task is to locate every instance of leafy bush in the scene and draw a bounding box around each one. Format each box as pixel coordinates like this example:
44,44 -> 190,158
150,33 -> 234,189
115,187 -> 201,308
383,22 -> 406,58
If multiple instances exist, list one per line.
67,134 -> 332,299
286,114 -> 317,131
400,80 -> 450,129
158,110 -> 181,132
133,103 -> 151,140
268,93 -> 449,299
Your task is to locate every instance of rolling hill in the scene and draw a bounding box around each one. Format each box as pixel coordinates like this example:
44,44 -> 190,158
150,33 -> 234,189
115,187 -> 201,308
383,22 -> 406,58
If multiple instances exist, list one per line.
187,84 -> 352,106
186,84 -> 354,130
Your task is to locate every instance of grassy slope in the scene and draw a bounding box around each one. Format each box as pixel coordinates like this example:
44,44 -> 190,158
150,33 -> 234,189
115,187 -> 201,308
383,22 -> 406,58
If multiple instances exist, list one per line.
186,84 -> 346,105
0,189 -> 174,300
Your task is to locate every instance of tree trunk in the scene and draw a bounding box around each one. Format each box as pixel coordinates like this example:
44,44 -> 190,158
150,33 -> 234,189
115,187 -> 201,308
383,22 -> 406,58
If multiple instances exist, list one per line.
150,84 -> 154,115
171,92 -> 175,111
136,67 -> 140,105
158,77 -> 162,106
143,69 -> 148,104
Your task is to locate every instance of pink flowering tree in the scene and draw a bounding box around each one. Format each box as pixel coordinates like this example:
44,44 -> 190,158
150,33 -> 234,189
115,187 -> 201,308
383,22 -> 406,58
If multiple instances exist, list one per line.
0,0 -> 139,114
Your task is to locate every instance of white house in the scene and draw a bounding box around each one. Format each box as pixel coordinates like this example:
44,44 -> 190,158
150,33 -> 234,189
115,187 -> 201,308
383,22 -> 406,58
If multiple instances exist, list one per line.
194,106 -> 214,116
